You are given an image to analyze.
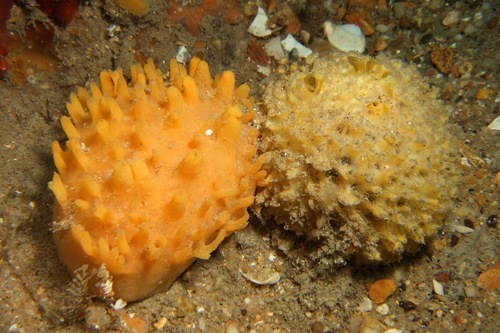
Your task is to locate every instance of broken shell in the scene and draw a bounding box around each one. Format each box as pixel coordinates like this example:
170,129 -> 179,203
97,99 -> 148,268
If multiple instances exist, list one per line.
239,269 -> 281,285
248,7 -> 272,37
112,299 -> 127,310
264,36 -> 286,60
433,279 -> 445,296
323,22 -> 366,53
175,46 -> 191,65
280,34 -> 312,58
453,225 -> 475,233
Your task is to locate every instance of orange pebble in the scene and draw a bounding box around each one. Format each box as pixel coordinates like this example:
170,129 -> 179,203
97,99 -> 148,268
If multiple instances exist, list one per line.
122,313 -> 146,333
475,88 -> 494,100
368,278 -> 397,303
477,268 -> 500,290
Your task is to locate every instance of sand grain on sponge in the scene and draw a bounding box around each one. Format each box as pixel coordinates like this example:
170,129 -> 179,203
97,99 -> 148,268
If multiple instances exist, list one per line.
49,57 -> 265,301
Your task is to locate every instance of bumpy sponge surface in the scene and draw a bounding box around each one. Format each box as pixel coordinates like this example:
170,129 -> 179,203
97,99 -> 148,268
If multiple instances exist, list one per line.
256,52 -> 462,264
49,58 -> 265,301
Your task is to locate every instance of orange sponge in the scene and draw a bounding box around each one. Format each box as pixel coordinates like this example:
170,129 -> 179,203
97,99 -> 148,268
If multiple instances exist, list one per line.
49,57 -> 265,301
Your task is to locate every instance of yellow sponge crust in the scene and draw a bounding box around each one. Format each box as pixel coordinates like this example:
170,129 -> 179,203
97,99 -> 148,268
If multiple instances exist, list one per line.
49,58 -> 265,301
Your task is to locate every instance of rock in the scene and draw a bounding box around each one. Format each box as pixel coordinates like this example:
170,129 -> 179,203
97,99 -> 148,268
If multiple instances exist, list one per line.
443,10 -> 460,27
369,279 -> 397,304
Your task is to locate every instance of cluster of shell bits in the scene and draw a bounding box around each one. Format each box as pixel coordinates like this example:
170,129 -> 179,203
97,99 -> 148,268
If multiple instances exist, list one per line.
254,51 -> 463,267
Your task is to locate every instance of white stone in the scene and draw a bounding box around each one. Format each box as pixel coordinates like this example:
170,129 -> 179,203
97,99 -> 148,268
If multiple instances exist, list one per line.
280,34 -> 312,58
433,279 -> 445,296
376,303 -> 390,315
248,7 -> 272,37
488,116 -> 500,130
358,297 -> 373,312
323,22 -> 366,53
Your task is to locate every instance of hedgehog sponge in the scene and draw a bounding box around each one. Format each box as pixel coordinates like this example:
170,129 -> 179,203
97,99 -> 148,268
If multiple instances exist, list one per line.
49,58 -> 265,301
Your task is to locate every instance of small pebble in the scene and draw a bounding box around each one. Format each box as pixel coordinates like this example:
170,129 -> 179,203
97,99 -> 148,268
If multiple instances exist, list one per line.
311,321 -> 324,333
487,16 -> 498,30
399,300 -> 417,312
463,219 -> 474,229
374,37 -> 389,52
376,303 -> 390,315
419,33 -> 433,44
375,24 -> 390,33
476,88 -> 494,100
358,297 -> 373,312
477,266 -> 500,290
486,214 -> 498,228
393,2 -> 406,19
400,15 -> 411,29
369,279 -> 397,304
431,47 -> 454,74
435,271 -> 452,283
443,10 -> 460,27
464,285 -> 476,298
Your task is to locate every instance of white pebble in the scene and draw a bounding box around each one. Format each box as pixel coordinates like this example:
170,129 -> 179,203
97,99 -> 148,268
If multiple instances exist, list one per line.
376,303 -> 390,315
433,279 -> 445,296
323,22 -> 366,53
358,297 -> 372,312
375,24 -> 390,33
488,116 -> 500,130
443,10 -> 460,27
112,299 -> 127,310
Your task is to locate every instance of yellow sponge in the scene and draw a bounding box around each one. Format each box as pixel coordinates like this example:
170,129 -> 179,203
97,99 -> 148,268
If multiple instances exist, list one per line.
256,52 -> 462,264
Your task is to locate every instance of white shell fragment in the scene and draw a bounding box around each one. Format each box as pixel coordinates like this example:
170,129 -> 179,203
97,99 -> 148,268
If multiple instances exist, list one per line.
281,34 -> 312,58
175,45 -> 191,64
264,36 -> 286,60
453,225 -> 475,234
257,65 -> 271,77
112,299 -> 127,310
323,22 -> 366,53
488,116 -> 500,130
248,7 -> 272,37
433,279 -> 445,296
239,269 -> 281,285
